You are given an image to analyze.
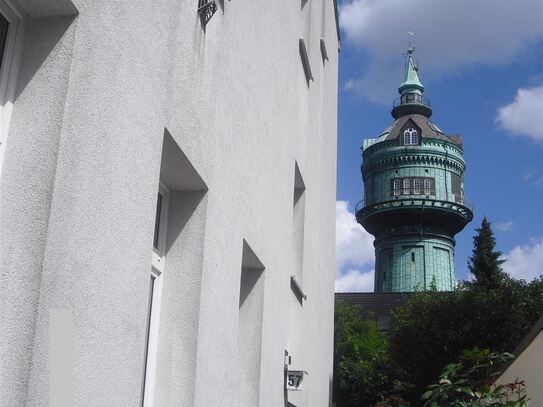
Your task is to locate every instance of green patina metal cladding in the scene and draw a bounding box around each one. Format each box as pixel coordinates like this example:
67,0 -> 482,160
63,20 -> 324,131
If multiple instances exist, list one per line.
356,47 -> 472,293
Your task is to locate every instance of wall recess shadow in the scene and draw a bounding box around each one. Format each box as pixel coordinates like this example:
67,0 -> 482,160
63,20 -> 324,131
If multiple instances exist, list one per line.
15,14 -> 77,100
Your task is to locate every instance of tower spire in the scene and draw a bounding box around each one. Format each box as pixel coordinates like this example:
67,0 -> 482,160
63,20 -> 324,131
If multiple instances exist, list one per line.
399,45 -> 424,95
391,44 -> 432,119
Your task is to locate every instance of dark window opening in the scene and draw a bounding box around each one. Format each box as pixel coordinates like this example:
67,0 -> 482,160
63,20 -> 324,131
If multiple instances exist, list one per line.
0,14 -> 9,70
153,192 -> 163,250
391,177 -> 435,197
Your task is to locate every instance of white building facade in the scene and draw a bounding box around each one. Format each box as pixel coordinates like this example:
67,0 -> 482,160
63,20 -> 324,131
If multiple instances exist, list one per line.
0,1 -> 339,406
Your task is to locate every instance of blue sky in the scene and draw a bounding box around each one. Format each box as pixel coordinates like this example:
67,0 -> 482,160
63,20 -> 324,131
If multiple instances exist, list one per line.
334,0 -> 543,292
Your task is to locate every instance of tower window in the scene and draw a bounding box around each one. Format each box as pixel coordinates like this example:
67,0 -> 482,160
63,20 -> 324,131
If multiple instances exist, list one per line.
391,177 -> 435,197
403,178 -> 410,194
411,252 -> 415,263
413,178 -> 420,194
393,179 -> 400,196
403,128 -> 419,145
424,178 -> 432,195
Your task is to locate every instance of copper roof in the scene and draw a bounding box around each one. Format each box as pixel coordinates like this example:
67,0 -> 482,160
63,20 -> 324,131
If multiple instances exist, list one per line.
382,114 -> 462,146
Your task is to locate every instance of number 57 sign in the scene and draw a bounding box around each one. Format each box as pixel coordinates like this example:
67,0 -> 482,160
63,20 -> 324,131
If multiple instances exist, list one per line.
286,370 -> 307,391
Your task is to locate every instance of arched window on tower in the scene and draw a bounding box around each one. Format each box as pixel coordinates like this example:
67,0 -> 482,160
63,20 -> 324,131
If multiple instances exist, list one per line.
403,178 -> 410,194
424,178 -> 432,195
413,178 -> 421,194
403,128 -> 418,145
393,179 -> 400,196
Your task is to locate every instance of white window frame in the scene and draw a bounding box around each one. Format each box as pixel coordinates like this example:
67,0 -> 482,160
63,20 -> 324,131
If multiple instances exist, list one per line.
393,179 -> 400,196
424,178 -> 431,195
413,178 -> 420,195
0,0 -> 24,183
403,128 -> 418,146
142,183 -> 169,407
403,178 -> 410,195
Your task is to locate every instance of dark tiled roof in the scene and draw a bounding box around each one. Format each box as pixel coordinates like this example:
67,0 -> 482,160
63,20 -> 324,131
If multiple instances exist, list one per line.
383,114 -> 462,146
335,292 -> 414,330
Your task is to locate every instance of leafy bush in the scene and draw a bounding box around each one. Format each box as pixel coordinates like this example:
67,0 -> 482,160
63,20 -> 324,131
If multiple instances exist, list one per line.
422,348 -> 529,407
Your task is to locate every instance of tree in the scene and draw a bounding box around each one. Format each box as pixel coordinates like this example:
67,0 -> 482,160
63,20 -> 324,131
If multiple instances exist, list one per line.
421,348 -> 529,407
334,302 -> 408,406
389,278 -> 543,405
468,217 -> 506,289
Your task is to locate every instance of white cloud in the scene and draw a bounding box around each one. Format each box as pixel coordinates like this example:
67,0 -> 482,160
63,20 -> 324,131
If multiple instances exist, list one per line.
339,0 -> 543,104
503,238 -> 543,281
496,86 -> 543,143
335,200 -> 374,271
521,170 -> 543,186
335,269 -> 375,292
495,221 -> 513,232
335,201 -> 375,292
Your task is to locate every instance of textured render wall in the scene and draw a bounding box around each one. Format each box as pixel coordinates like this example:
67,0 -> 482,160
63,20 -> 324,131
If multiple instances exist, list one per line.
0,1 -> 338,407
0,13 -> 78,406
496,332 -> 543,407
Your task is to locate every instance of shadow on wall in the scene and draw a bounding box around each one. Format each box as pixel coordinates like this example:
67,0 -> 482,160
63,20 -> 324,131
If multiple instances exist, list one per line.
15,14 -> 77,100
165,190 -> 206,255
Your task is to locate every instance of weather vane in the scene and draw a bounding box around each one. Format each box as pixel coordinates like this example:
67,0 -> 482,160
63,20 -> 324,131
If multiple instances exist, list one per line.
407,28 -> 414,48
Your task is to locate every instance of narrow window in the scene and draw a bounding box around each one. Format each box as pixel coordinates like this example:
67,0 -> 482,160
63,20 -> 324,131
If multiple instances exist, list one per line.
0,13 -> 9,69
299,39 -> 313,83
142,184 -> 169,407
424,178 -> 431,195
413,178 -> 421,194
403,178 -> 410,195
393,179 -> 400,196
152,192 -> 163,250
411,252 -> 415,263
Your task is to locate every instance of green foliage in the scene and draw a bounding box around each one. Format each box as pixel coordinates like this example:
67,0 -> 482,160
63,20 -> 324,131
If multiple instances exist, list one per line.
421,348 -> 529,406
334,302 -> 409,406
467,217 -> 506,289
389,277 -> 543,404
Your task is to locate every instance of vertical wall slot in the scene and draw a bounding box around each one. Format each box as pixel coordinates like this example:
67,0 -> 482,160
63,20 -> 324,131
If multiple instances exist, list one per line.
239,240 -> 265,407
291,162 -> 306,303
299,39 -> 314,83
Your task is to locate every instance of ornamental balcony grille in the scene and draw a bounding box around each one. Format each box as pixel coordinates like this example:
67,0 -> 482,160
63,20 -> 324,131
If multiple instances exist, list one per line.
198,0 -> 217,25
392,94 -> 431,108
355,197 -> 473,224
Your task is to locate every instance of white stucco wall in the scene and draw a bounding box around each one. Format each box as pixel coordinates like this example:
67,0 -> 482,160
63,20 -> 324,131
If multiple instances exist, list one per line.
0,0 -> 339,406
496,331 -> 543,407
